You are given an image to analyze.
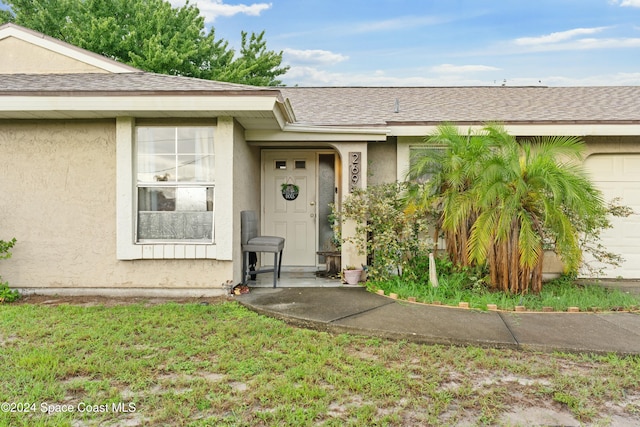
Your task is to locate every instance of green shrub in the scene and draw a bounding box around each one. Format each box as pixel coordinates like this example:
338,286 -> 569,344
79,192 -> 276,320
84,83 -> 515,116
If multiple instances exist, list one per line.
334,183 -> 432,281
0,279 -> 19,303
0,237 -> 18,303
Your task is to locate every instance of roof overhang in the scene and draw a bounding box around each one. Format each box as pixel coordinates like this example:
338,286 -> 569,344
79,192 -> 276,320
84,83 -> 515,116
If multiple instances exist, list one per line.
387,122 -> 640,137
246,123 -> 389,143
0,94 -> 295,130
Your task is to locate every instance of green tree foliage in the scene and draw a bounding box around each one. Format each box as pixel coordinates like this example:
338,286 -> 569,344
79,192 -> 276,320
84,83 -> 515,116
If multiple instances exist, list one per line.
406,124 -> 493,267
0,0 -> 289,86
408,124 -> 613,294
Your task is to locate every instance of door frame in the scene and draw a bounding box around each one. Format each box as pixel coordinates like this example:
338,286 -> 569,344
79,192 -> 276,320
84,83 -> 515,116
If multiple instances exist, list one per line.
261,148 -> 338,270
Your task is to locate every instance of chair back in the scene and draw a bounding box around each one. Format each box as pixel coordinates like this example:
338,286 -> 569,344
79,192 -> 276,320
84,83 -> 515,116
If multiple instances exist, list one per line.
241,211 -> 258,245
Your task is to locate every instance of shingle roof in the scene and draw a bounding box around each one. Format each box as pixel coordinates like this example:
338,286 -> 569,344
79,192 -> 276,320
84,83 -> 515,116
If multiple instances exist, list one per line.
0,72 -> 279,95
280,86 -> 640,126
2,73 -> 639,126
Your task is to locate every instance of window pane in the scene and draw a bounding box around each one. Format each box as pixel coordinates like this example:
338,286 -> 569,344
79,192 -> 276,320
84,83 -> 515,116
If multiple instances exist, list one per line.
177,154 -> 215,182
137,211 -> 213,241
138,187 -> 176,211
137,155 -> 176,182
175,187 -> 208,211
177,127 -> 197,153
137,186 -> 214,241
410,146 -> 445,182
137,127 -> 175,154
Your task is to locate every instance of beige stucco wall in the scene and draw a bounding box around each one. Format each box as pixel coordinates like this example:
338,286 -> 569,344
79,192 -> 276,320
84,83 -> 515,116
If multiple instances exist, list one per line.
231,118 -> 261,283
0,37 -> 108,74
0,120 -> 232,293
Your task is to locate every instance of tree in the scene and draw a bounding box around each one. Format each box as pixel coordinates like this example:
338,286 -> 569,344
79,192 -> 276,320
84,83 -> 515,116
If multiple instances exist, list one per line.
468,125 -> 605,294
408,124 -> 609,294
0,0 -> 289,86
406,124 -> 493,267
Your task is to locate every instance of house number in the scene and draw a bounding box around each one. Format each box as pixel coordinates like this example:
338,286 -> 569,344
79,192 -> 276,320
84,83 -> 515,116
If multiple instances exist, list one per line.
349,151 -> 361,192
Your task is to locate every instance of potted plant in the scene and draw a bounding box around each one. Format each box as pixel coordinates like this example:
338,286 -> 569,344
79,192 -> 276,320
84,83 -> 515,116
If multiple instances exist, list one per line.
343,265 -> 363,285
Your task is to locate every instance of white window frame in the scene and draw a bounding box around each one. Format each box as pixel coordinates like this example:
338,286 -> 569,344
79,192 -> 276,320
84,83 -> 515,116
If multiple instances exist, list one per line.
135,126 -> 215,244
116,117 -> 229,260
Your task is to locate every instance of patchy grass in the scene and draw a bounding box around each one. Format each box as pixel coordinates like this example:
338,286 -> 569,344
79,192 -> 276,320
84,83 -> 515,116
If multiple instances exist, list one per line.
368,275 -> 640,312
0,299 -> 639,426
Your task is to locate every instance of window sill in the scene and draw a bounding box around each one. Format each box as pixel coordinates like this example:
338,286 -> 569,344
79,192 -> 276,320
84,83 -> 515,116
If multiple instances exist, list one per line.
118,243 -> 218,260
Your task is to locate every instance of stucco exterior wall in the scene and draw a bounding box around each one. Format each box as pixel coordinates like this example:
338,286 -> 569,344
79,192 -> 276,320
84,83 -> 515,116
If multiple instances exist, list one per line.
0,37 -> 108,74
231,118 -> 261,283
367,139 -> 397,186
0,120 -> 231,294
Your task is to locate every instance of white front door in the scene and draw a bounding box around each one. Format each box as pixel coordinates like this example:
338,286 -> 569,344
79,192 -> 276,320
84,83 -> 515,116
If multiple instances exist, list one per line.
263,150 -> 317,267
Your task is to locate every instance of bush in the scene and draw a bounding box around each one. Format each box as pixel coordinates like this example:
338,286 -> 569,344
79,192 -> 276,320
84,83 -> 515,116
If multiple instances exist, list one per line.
334,183 -> 432,281
0,280 -> 19,303
0,237 -> 19,303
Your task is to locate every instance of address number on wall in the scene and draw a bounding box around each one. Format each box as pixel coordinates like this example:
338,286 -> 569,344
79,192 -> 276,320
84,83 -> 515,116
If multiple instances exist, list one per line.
349,151 -> 361,193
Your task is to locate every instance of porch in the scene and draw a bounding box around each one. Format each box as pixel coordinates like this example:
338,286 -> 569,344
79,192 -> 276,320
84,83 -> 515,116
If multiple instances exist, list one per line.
246,269 -> 348,288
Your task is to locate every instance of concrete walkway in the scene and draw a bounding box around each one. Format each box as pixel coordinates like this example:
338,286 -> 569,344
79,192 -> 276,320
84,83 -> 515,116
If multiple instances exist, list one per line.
237,286 -> 640,356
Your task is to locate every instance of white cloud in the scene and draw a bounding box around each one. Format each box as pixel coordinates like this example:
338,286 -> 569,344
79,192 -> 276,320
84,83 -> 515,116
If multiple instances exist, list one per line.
514,37 -> 640,52
431,64 -> 500,74
348,15 -> 445,33
282,66 -> 640,87
283,49 -> 348,66
169,0 -> 272,23
282,66 -> 500,87
514,27 -> 609,46
611,0 -> 640,7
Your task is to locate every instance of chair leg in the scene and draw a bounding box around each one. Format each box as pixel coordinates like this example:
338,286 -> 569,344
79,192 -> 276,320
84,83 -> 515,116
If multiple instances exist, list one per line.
272,252 -> 278,288
242,251 -> 248,285
277,249 -> 283,278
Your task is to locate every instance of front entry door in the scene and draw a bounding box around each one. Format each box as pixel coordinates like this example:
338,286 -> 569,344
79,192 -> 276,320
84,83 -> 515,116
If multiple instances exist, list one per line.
263,150 -> 317,267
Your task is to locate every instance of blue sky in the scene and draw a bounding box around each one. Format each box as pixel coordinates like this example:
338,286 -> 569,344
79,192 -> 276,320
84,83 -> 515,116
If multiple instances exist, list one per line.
172,0 -> 640,86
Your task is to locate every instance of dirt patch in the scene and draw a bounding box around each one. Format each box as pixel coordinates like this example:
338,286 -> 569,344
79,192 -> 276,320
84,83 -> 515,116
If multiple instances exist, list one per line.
12,294 -> 232,307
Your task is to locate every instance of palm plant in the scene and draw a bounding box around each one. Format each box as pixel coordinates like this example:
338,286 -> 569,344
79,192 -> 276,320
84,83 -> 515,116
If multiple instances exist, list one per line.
468,125 -> 605,294
406,124 -> 493,267
408,123 -> 607,294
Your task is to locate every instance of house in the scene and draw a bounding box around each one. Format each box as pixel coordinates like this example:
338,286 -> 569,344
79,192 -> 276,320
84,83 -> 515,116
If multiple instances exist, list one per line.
1,23 -> 639,296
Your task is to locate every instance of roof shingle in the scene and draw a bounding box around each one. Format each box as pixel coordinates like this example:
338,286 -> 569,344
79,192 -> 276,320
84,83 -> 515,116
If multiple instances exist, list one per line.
280,86 -> 640,125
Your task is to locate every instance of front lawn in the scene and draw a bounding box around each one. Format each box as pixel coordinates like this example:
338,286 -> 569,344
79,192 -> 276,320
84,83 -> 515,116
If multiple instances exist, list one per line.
1,299 -> 640,426
367,275 -> 640,312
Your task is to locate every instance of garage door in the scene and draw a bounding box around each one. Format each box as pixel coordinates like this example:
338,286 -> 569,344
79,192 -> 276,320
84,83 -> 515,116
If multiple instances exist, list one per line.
584,154 -> 640,278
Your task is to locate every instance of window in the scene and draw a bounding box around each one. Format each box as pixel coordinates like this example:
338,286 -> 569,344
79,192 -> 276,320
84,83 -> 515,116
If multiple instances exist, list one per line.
409,145 -> 446,182
136,126 -> 214,242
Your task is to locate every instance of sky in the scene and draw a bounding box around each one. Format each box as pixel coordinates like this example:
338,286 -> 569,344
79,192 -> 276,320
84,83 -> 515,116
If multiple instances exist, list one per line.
168,0 -> 640,87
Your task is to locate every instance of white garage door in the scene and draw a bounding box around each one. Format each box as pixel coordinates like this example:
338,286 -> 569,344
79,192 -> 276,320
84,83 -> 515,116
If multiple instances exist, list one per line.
584,154 -> 640,278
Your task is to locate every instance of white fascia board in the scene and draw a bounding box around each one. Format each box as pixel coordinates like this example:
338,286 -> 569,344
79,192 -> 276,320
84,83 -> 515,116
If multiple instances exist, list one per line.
0,25 -> 138,73
0,95 -> 280,115
388,124 -> 640,137
246,124 -> 389,142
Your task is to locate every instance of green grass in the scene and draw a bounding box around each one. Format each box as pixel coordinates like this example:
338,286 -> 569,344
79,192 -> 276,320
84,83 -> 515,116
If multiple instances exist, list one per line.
0,300 -> 639,426
368,275 -> 640,312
